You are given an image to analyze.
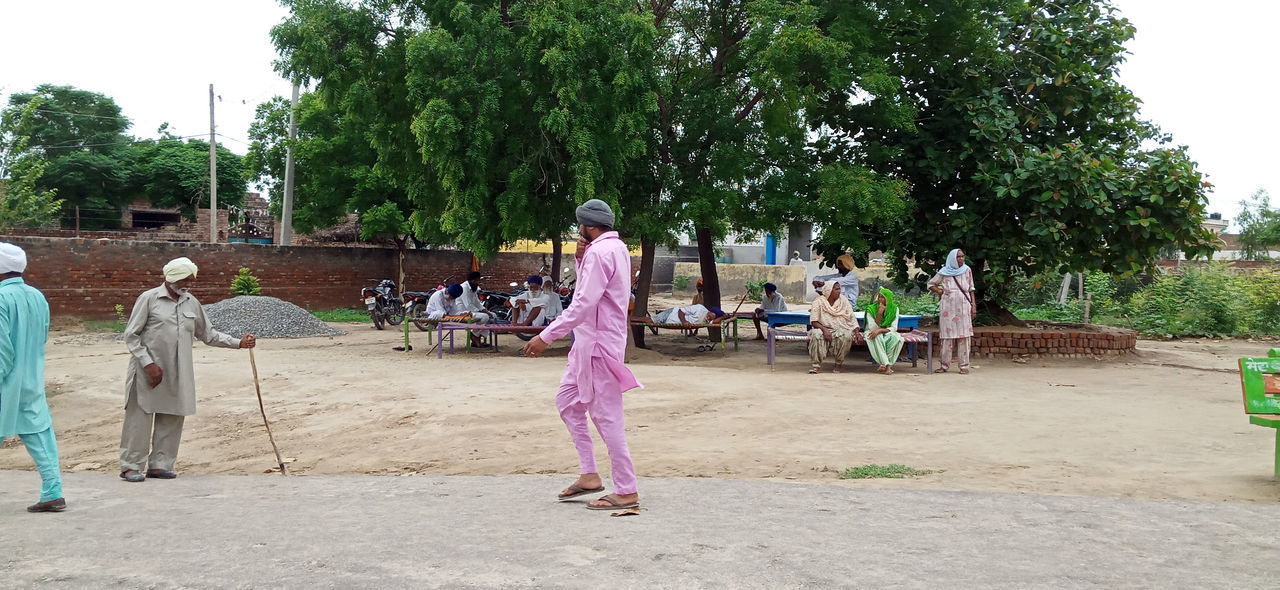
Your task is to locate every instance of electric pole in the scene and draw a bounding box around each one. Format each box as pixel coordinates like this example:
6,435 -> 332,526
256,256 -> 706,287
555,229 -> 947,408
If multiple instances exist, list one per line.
280,82 -> 300,245
208,84 -> 218,243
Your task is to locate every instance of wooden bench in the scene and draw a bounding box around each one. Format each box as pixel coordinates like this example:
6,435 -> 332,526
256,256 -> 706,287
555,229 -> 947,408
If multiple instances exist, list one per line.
435,322 -> 546,357
1237,348 -> 1280,477
629,319 -> 734,352
767,326 -> 933,373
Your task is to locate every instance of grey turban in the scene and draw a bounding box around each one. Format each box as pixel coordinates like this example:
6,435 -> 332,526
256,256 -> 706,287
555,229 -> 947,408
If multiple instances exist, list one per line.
575,199 -> 615,228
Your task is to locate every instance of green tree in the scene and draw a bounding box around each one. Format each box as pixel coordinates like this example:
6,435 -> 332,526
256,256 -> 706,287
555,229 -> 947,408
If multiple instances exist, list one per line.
842,0 -> 1216,318
1,85 -> 134,227
1236,189 -> 1280,261
0,98 -> 64,232
126,138 -> 247,218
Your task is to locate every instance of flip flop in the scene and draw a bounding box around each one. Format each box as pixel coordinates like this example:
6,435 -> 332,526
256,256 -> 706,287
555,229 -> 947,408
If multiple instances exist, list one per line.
586,495 -> 639,511
557,484 -> 606,501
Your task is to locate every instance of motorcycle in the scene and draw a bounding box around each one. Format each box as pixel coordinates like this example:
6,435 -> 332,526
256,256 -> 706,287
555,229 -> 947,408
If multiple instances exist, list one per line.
478,284 -> 517,323
401,290 -> 435,331
362,279 -> 405,330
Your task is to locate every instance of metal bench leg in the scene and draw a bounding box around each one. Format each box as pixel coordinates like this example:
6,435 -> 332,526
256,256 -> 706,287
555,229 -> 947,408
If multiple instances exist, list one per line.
908,342 -> 917,367
927,333 -> 933,373
767,328 -> 776,370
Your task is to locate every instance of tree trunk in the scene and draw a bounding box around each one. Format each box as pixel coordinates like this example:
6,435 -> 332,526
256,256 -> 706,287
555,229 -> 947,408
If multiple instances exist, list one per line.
974,257 -> 1024,326
396,234 -> 408,292
695,227 -> 723,341
550,236 -> 563,288
630,236 -> 657,349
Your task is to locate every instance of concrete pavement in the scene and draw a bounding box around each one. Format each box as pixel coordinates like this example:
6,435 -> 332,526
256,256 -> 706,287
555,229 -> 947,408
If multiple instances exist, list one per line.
2,472 -> 1277,589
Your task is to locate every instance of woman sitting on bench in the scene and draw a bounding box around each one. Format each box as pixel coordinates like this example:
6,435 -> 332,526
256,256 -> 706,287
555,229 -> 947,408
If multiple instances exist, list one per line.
865,287 -> 904,375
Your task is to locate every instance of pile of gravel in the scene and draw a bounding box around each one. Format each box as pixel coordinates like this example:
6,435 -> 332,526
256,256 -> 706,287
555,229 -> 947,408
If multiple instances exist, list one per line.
204,296 -> 345,339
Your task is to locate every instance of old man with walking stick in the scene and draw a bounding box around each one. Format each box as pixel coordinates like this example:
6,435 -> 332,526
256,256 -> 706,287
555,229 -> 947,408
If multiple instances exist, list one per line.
119,257 -> 256,482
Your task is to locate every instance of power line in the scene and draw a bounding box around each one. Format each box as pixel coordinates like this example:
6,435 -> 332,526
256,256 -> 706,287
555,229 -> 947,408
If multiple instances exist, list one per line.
27,134 -> 217,150
26,107 -> 134,123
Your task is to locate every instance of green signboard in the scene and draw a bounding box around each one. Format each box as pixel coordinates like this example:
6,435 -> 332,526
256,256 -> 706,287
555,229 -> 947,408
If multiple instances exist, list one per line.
1239,357 -> 1280,414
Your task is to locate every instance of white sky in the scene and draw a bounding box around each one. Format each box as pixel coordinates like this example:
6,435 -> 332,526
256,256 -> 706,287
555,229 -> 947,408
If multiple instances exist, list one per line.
0,0 -> 1275,222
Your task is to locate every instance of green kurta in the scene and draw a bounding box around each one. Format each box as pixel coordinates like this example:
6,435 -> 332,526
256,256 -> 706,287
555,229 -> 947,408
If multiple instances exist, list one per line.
124,285 -> 240,416
865,313 -> 904,367
0,277 -> 52,437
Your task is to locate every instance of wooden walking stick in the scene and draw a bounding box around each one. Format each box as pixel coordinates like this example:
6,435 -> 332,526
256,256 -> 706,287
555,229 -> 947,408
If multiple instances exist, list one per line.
249,348 -> 287,476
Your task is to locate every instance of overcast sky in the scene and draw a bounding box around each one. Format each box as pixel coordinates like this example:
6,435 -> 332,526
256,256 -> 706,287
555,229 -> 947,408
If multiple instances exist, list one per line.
1,0 -> 1274,223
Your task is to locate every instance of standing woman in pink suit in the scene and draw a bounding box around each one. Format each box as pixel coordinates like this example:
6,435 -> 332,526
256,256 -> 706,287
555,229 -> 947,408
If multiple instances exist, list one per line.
523,199 -> 642,511
928,249 -> 977,374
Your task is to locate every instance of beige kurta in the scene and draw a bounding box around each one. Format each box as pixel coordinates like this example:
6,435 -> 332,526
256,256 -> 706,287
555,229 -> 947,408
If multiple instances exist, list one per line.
124,285 -> 240,416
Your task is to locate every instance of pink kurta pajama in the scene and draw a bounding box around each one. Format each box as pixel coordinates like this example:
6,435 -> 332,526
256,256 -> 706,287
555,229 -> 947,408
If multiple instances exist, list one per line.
537,231 -> 642,494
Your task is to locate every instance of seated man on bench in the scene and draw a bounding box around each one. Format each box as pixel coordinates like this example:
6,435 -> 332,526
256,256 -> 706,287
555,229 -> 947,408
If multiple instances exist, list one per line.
509,275 -> 552,327
751,282 -> 788,340
426,283 -> 486,348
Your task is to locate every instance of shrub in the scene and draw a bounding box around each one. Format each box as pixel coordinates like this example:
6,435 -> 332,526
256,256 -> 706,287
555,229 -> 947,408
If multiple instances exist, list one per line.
672,275 -> 691,290
230,267 -> 262,296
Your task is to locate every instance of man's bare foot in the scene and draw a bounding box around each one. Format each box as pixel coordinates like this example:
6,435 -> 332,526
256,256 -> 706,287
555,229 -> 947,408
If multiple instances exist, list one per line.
587,493 -> 639,510
560,474 -> 604,498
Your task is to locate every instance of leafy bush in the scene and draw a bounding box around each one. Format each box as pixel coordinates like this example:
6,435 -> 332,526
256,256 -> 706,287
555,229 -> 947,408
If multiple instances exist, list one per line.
744,280 -> 766,302
672,275 -> 691,290
230,267 -> 262,296
1125,264 -> 1277,338
1013,301 -> 1085,323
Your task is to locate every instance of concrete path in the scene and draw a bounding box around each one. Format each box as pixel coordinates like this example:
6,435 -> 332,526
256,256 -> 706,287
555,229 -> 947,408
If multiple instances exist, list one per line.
2,472 -> 1277,589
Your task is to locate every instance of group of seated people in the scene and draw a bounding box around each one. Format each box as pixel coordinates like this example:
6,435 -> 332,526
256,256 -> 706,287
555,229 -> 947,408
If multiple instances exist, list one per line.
420,272 -> 561,347
806,281 -> 904,375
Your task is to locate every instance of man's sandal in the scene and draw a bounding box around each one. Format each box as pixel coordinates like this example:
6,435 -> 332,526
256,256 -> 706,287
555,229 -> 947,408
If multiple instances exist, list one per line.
586,495 -> 639,511
557,484 -> 606,501
808,365 -> 820,374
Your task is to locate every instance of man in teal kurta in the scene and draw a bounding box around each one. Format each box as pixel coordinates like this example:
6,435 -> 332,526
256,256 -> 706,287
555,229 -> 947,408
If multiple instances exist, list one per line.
0,242 -> 65,513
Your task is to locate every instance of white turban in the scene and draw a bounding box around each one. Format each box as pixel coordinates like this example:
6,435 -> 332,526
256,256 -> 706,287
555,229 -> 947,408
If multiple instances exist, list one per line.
163,257 -> 198,283
0,243 -> 27,274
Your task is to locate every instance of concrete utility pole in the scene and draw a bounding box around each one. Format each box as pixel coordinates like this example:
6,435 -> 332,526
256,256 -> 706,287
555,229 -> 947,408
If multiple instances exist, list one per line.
280,83 -> 300,246
208,84 -> 218,243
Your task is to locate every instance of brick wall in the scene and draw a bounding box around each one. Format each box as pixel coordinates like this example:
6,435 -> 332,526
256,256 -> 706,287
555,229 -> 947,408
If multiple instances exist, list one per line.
0,237 -> 635,319
957,325 -> 1138,358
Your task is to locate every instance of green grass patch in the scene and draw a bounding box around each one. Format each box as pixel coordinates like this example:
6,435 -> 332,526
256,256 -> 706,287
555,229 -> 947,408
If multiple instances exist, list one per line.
839,464 -> 935,479
84,319 -> 125,333
310,308 -> 370,323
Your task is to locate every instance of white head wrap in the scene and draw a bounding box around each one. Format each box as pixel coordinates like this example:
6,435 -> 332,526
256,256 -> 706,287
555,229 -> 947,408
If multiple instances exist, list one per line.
163,257 -> 198,283
0,243 -> 27,274
938,248 -> 971,277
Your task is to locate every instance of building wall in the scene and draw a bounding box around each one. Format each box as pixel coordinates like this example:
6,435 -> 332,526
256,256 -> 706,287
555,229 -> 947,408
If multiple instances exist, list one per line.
0,237 -> 633,319
670,262 -> 808,305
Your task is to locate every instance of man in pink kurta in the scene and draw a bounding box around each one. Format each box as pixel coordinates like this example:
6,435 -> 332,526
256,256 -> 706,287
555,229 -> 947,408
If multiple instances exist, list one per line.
524,199 -> 642,511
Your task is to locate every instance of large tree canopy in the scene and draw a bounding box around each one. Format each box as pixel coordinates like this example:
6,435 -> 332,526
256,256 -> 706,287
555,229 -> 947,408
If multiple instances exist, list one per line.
2,84 -> 244,228
267,0 -> 1218,324
1,85 -> 133,227
246,92 -> 405,239
834,0 -> 1214,310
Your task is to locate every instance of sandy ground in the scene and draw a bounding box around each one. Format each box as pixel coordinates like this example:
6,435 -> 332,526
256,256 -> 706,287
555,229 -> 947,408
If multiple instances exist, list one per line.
4,313 -> 1278,504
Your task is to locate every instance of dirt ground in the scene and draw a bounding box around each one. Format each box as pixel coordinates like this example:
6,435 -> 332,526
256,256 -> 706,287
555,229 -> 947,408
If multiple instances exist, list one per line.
5,309 -> 1279,503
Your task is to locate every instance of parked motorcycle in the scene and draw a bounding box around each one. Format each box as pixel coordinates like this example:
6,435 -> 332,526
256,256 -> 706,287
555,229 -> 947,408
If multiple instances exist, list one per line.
478,284 -> 517,323
401,290 -> 434,331
362,279 -> 404,330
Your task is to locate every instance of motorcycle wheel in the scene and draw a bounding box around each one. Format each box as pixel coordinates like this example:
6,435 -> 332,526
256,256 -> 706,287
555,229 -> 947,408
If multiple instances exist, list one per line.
408,303 -> 431,331
371,309 -> 385,330
385,301 -> 405,326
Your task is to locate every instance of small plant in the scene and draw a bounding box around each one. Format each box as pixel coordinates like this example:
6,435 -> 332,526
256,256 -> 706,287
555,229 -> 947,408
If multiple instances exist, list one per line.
114,303 -> 127,326
839,464 -> 936,479
744,280 -> 766,301
672,275 -> 692,290
230,267 -> 262,296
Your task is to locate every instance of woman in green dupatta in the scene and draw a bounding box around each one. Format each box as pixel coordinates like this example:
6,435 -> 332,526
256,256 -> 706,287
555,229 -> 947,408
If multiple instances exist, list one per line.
864,288 -> 905,374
